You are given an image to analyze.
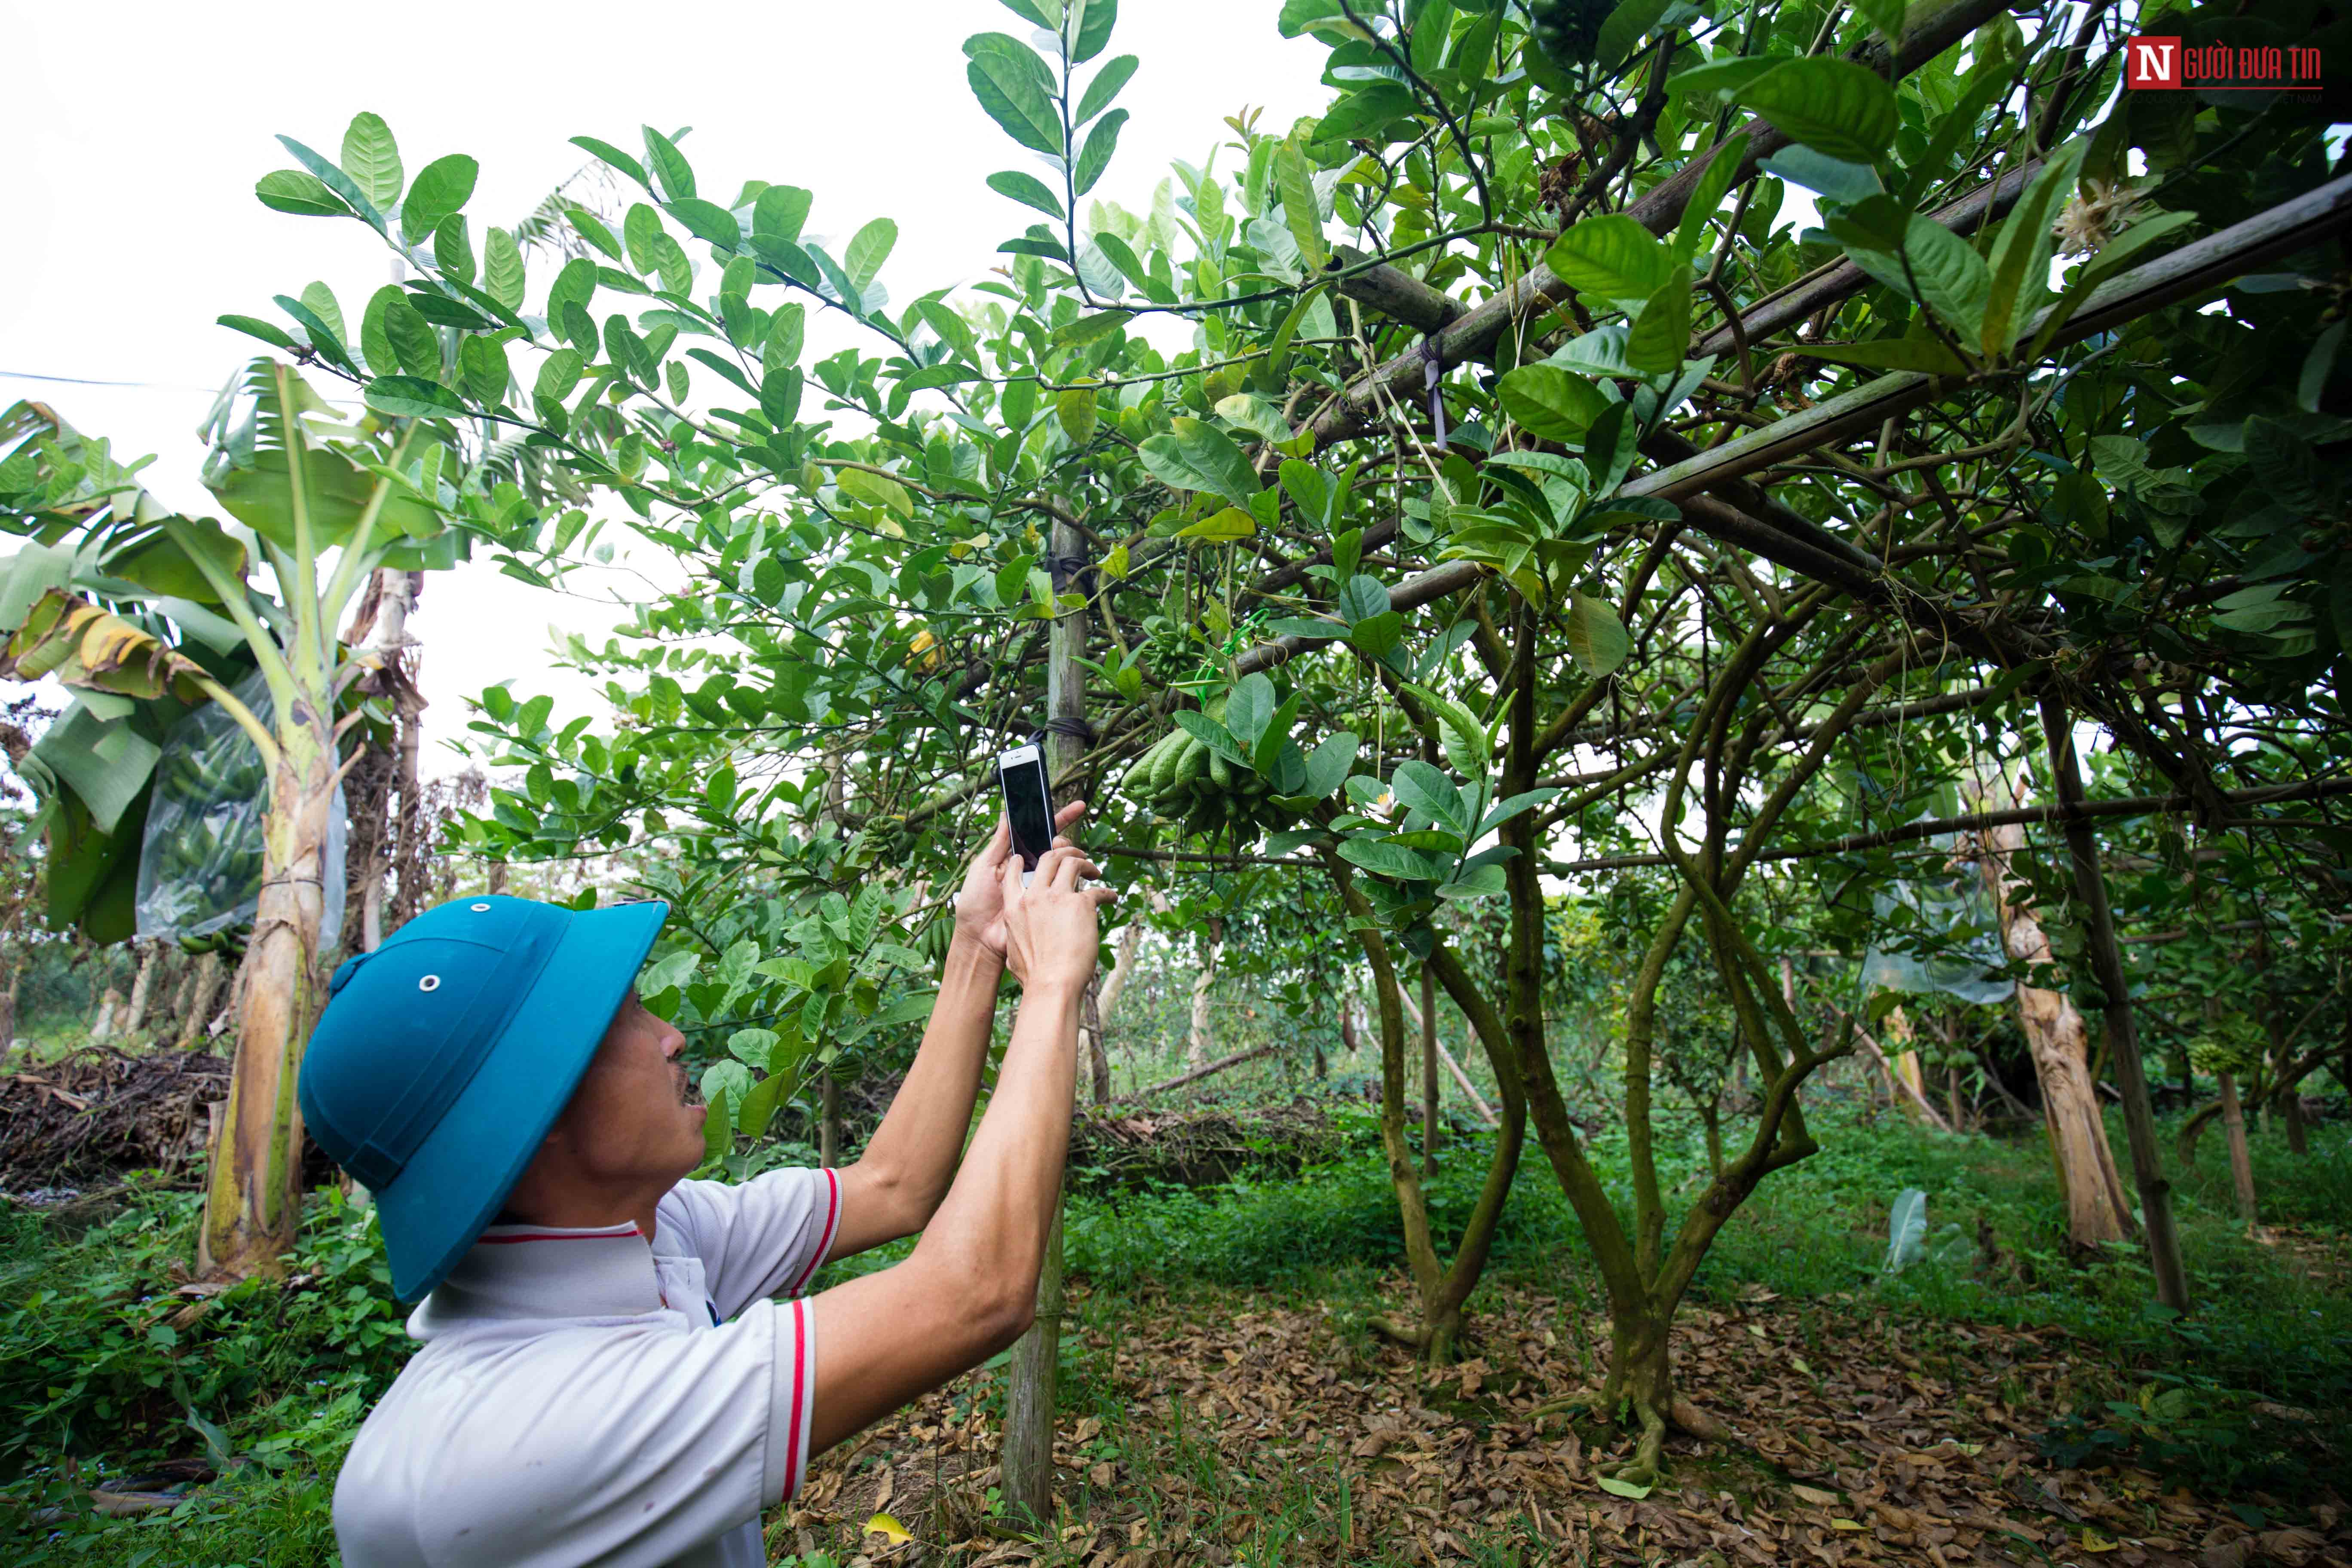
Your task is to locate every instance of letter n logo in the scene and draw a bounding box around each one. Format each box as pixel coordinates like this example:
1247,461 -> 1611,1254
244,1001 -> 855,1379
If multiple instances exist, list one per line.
2127,36 -> 2183,88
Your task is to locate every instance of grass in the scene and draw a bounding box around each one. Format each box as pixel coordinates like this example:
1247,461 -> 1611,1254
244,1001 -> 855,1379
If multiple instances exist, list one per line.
4,1093 -> 2345,1565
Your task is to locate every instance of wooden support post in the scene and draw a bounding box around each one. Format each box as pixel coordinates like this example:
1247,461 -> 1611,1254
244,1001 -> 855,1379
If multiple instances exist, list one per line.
1002,515 -> 1090,1533
2218,1070 -> 2259,1227
2044,694 -> 2190,1311
1421,965 -> 1439,1176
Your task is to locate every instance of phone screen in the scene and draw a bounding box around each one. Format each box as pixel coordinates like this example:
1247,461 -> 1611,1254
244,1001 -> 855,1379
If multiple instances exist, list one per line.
999,747 -> 1055,870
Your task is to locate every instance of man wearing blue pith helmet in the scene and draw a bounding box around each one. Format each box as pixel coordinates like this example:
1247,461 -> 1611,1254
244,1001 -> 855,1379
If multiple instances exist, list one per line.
300,804 -> 1110,1568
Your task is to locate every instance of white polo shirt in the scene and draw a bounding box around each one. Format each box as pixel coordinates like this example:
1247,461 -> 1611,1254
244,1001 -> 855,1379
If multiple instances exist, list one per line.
333,1166 -> 842,1568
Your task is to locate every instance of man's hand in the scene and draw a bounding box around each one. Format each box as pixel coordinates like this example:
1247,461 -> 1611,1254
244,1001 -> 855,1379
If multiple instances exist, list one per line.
953,801 -> 1086,964
997,842 -> 1116,992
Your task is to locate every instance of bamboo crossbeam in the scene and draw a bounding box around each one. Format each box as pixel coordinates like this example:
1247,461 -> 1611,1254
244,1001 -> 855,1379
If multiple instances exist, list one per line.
1238,173 -> 2352,677
1309,0 -> 2018,447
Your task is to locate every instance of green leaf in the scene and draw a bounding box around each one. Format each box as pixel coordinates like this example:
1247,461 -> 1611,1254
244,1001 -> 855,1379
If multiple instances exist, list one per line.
1758,147 -> 1883,202
1139,417 -> 1259,505
1543,214 -> 1675,302
1734,58 -> 1899,166
306,282 -> 351,348
459,336 -> 509,405
1666,57 -> 1780,101
339,111 -> 404,211
1337,837 -> 1442,882
1274,138 -> 1329,270
1496,364 -> 1609,441
838,467 -> 914,519
1172,710 -> 1248,765
1596,1475 -> 1655,1500
277,135 -> 386,232
760,368 -> 804,426
1565,594 -> 1629,676
988,171 -> 1066,219
1176,507 -> 1259,541
1337,574 -> 1388,625
1301,731 -> 1358,798
1596,0 -> 1670,68
1057,385 -> 1099,441
110,517 -> 249,606
217,313 -> 297,352
754,185 -> 813,242
1623,280 -> 1690,374
483,227 -> 526,312
665,196 -> 741,250
401,153 -> 478,244
1402,681 -> 1490,775
643,126 -> 696,200
1075,53 -> 1139,124
383,296 -> 441,378
1796,338 -> 1973,374
1216,394 -> 1292,445
1310,81 -> 1419,146
1073,108 -> 1127,196
273,294 -> 359,376
1054,310 -> 1131,348
766,303 -> 807,370
434,214 -> 475,285
565,206 -> 625,262
845,217 -> 897,290
1225,673 -> 1277,749
1981,140 -> 2086,356
570,135 -> 649,190
364,376 -> 467,420
1671,138 -> 1746,264
1072,0 -> 1117,61
1436,864 -> 1510,899
965,33 -> 1066,157
1901,216 -> 1992,344
536,348 -> 585,404
1478,788 -> 1559,836
255,169 -> 348,218
624,202 -> 665,277
1391,759 -> 1467,835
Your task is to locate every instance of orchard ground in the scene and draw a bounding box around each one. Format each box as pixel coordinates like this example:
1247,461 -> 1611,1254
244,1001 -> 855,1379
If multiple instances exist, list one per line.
3,1060 -> 2346,1568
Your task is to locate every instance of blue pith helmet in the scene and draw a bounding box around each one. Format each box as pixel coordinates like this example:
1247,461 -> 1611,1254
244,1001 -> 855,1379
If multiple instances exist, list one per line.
298,894 -> 671,1301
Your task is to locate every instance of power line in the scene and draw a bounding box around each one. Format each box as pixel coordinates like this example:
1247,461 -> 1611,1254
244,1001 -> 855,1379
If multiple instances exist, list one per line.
0,369 -> 215,392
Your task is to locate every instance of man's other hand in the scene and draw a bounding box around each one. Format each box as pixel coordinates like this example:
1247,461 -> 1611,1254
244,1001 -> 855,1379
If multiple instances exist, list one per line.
998,842 -> 1116,992
953,801 -> 1086,965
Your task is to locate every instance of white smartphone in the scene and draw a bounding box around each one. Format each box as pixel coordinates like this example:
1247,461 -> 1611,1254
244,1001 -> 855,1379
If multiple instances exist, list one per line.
997,744 -> 1055,885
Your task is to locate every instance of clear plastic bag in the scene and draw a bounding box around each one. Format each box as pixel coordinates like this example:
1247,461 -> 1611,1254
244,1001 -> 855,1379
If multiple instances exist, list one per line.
135,667 -> 346,946
1858,874 -> 2011,1006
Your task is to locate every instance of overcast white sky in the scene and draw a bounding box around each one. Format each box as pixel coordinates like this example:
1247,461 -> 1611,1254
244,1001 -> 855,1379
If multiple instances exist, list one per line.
3,0 -> 1329,775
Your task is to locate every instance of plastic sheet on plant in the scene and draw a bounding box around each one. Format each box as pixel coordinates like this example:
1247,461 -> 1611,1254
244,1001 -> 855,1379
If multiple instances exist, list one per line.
134,667 -> 345,945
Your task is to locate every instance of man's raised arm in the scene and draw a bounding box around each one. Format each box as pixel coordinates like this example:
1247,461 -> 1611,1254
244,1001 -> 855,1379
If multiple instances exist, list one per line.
826,801 -> 1086,1257
805,841 -> 1111,1452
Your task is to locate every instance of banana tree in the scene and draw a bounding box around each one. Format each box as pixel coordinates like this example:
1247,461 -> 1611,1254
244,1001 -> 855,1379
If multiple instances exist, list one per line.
0,362 -> 475,1278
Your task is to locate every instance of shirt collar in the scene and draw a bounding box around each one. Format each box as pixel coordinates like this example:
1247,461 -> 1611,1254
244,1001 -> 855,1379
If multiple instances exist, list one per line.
408,1220 -> 665,1337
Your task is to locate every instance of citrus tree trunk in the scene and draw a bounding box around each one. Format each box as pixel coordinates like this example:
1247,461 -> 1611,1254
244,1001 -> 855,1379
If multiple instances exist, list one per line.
1322,859 -> 1525,1367
198,716 -> 336,1280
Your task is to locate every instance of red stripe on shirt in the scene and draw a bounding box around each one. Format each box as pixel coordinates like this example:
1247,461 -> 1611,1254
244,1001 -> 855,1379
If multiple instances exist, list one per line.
786,1169 -> 840,1296
783,1299 -> 809,1500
